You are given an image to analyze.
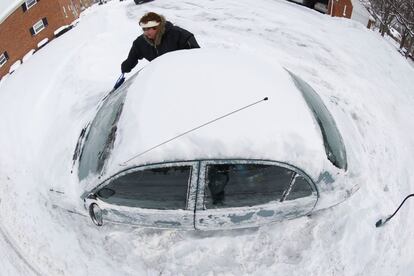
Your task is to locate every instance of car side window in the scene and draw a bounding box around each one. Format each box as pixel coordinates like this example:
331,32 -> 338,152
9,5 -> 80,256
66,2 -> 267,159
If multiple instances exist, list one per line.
284,175 -> 313,201
204,164 -> 295,209
96,165 -> 192,210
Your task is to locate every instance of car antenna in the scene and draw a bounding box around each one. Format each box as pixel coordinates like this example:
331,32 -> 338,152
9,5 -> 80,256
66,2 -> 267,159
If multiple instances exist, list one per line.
376,193 -> 414,227
120,97 -> 269,166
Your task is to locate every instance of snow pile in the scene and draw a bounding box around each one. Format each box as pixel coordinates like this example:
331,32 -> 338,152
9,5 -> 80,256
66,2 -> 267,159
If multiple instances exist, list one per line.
22,49 -> 35,62
54,25 -> 73,37
350,0 -> 372,26
54,25 -> 70,35
8,59 -> 21,73
0,0 -> 23,24
37,38 -> 49,48
0,0 -> 413,275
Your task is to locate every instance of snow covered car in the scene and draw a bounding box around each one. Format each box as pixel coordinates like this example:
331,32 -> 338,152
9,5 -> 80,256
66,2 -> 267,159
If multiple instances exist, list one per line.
72,49 -> 350,230
133,0 -> 154,5
289,0 -> 328,12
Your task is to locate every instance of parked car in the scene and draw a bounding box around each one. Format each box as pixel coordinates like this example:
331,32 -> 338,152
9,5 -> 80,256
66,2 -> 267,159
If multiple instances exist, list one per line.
288,0 -> 328,12
72,49 -> 350,230
133,0 -> 154,5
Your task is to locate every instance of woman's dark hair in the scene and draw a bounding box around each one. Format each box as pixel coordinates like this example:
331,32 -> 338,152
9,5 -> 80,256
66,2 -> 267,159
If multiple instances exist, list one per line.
139,12 -> 162,24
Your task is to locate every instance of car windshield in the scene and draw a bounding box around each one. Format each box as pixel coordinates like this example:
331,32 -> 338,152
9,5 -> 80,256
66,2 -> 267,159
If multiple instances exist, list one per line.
78,86 -> 129,180
288,71 -> 347,170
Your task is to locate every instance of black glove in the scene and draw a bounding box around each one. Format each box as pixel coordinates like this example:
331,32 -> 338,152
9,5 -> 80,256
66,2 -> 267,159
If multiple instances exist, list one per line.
113,73 -> 125,90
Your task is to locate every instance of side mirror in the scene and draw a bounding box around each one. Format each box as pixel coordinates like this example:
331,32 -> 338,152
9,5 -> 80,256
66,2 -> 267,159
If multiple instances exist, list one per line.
89,203 -> 103,226
97,188 -> 115,198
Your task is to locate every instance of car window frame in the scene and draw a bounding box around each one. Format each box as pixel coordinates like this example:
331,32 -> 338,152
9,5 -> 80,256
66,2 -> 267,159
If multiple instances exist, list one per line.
84,161 -> 199,229
194,159 -> 318,230
196,159 -> 318,210
90,161 -> 199,211
84,159 -> 318,229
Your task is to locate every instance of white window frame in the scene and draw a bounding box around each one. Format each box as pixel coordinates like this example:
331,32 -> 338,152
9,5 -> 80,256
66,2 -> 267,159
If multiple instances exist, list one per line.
33,19 -> 45,35
0,53 -> 7,68
25,0 -> 37,10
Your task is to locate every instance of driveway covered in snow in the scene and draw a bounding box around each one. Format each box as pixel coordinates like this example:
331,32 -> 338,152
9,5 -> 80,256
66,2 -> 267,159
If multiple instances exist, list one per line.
0,0 -> 414,275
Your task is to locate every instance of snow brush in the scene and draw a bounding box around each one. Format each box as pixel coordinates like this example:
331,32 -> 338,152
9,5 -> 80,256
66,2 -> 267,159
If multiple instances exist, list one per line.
100,73 -> 126,102
113,73 -> 125,90
376,193 -> 414,227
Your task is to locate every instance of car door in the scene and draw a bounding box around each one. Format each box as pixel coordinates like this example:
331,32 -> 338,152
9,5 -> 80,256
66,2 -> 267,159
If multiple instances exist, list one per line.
85,161 -> 198,229
194,160 -> 318,230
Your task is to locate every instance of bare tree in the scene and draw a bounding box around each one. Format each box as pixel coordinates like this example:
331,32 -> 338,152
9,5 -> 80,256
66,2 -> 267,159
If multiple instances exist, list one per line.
392,0 -> 414,56
370,0 -> 414,56
370,0 -> 396,36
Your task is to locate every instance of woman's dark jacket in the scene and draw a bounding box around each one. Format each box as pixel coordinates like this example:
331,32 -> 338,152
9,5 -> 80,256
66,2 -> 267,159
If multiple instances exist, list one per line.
121,21 -> 200,73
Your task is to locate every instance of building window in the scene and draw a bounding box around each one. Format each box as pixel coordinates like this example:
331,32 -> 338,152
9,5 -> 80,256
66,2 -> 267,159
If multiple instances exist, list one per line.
30,18 -> 48,36
0,52 -> 9,68
33,20 -> 45,34
22,0 -> 37,12
26,0 -> 37,9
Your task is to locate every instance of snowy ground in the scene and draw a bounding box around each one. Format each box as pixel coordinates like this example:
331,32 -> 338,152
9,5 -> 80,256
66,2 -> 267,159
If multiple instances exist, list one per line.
382,33 -> 414,69
0,0 -> 414,275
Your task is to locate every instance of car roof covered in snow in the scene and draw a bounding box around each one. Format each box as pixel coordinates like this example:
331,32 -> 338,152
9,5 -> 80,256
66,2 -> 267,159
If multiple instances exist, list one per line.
104,49 -> 332,179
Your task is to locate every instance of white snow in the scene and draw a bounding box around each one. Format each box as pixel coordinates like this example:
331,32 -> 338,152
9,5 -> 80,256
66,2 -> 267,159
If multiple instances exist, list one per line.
8,59 -> 21,73
111,49 -> 326,176
0,0 -> 414,275
0,73 -> 9,84
37,38 -> 49,48
22,49 -> 35,62
350,0 -> 371,27
54,25 -> 70,36
0,0 -> 23,24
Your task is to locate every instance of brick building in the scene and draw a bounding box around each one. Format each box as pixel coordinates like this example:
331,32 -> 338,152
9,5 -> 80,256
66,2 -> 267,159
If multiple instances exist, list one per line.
328,0 -> 374,28
0,0 -> 94,79
328,0 -> 353,18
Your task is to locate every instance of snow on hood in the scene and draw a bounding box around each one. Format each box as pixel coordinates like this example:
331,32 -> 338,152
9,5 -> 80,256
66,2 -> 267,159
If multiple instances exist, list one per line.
106,49 -> 329,179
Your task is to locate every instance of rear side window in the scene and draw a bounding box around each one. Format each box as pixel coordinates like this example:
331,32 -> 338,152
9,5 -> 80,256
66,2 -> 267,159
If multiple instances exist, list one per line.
204,164 -> 297,209
96,166 -> 192,210
284,175 -> 313,201
288,71 -> 347,170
